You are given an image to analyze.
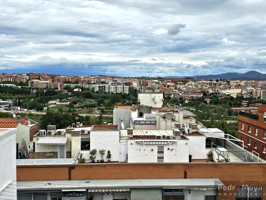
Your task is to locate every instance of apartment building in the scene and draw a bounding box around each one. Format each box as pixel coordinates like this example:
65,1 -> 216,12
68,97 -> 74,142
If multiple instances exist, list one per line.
238,105 -> 266,159
16,121 -> 266,200
0,116 -> 38,158
28,79 -> 53,89
0,128 -> 17,200
91,84 -> 129,94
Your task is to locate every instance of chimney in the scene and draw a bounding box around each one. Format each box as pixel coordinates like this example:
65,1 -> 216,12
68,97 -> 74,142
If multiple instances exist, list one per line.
16,115 -> 21,122
127,128 -> 133,136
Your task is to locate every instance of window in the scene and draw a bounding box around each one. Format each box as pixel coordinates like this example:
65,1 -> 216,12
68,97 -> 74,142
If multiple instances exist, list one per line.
248,126 -> 251,133
264,132 -> 266,139
255,128 -> 258,136
157,146 -> 164,163
242,123 -> 244,130
236,186 -> 262,200
248,139 -> 251,146
241,136 -> 244,141
254,142 -> 257,149
263,146 -> 266,154
205,196 -> 216,200
81,139 -> 90,150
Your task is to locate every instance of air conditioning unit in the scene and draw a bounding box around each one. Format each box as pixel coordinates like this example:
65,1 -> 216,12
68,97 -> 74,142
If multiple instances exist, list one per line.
175,123 -> 181,129
57,131 -> 62,136
166,136 -> 171,139
39,130 -> 46,137
81,130 -> 87,134
72,123 -> 76,128
156,135 -> 162,139
47,130 -> 55,136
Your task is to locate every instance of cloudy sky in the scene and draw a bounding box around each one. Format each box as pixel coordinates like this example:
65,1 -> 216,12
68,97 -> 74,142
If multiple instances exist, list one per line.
0,0 -> 266,77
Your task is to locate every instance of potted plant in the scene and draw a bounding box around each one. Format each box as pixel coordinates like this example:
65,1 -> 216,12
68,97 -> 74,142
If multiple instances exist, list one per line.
106,150 -> 111,163
97,160 -> 99,163
99,149 -> 106,163
78,154 -> 86,163
89,149 -> 97,163
207,150 -> 213,161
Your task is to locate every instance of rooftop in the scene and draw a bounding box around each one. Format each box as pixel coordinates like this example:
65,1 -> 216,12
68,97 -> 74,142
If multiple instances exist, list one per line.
239,111 -> 258,120
114,106 -> 133,109
92,125 -> 118,131
120,130 -> 173,137
0,118 -> 28,128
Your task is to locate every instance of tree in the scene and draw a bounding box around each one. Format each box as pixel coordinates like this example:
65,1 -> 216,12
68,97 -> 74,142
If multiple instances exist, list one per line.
97,98 -> 104,105
109,94 -> 121,104
99,112 -> 103,125
83,90 -> 93,98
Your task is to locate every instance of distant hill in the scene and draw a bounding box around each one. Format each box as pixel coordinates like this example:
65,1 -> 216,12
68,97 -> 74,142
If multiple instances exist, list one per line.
165,71 -> 266,80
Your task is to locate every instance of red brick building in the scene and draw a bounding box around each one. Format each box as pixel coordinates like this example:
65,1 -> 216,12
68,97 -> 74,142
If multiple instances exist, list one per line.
238,105 -> 266,160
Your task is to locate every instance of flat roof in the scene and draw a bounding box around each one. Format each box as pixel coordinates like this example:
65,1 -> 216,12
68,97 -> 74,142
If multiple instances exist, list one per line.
17,178 -> 224,191
37,137 -> 68,145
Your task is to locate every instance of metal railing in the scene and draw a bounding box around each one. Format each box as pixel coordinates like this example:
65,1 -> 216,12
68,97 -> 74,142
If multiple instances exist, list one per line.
16,148 -> 81,165
239,111 -> 258,120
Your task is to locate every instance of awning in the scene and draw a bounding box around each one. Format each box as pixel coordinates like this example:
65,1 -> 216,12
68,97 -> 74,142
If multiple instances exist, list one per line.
37,137 -> 67,145
17,178 -> 224,191
136,140 -> 176,145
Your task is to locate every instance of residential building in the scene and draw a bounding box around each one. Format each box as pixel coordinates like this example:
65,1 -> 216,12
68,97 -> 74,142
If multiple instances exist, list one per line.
28,79 -> 53,89
0,128 -> 17,200
0,116 -> 38,158
238,105 -> 266,159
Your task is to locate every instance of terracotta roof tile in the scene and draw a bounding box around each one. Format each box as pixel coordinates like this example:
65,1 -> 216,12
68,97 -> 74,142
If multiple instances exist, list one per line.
0,118 -> 28,128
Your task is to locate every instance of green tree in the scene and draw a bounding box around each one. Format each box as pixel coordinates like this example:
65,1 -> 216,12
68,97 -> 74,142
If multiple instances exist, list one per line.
109,94 -> 122,104
97,98 -> 104,105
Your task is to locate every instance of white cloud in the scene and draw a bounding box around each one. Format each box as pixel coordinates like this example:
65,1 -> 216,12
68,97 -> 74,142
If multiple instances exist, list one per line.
0,0 -> 266,76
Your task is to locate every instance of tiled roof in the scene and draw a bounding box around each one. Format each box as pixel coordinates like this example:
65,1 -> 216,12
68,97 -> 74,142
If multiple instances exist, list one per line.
0,118 -> 28,128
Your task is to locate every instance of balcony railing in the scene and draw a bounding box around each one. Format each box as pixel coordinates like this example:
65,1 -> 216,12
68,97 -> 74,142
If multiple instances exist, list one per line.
16,148 -> 80,165
239,111 -> 258,121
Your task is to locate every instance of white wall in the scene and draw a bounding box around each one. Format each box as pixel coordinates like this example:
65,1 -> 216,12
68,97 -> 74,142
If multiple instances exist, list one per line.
186,135 -> 208,160
17,123 -> 30,149
113,109 -> 132,129
127,139 -> 189,163
175,139 -> 189,162
90,131 -> 120,161
138,93 -> 163,108
0,128 -> 17,199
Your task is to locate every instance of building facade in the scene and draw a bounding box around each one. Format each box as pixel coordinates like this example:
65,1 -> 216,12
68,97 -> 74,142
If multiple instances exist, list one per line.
238,105 -> 266,160
0,128 -> 17,200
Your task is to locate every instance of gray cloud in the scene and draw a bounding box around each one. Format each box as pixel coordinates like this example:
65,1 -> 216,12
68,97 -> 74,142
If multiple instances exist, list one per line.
168,24 -> 186,35
0,0 -> 266,76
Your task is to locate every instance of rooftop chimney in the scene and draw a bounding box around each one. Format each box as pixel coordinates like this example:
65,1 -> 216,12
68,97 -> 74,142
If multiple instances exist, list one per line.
16,115 -> 21,122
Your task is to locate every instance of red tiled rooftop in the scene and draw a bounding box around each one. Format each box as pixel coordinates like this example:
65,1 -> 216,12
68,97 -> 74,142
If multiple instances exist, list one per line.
0,118 -> 28,128
114,106 -> 133,109
92,125 -> 118,131
187,132 -> 203,136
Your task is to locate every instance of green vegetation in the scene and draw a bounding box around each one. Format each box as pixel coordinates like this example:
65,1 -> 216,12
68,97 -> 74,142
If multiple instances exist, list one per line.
78,154 -> 86,163
0,112 -> 9,118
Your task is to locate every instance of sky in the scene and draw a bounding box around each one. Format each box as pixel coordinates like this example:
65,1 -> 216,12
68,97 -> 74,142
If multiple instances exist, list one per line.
0,0 -> 266,77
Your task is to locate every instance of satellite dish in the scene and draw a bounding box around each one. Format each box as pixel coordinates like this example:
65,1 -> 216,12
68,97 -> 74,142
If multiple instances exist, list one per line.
13,114 -> 16,118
